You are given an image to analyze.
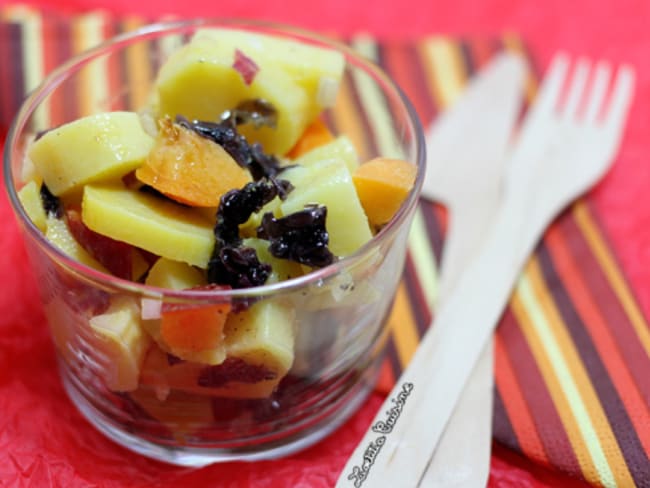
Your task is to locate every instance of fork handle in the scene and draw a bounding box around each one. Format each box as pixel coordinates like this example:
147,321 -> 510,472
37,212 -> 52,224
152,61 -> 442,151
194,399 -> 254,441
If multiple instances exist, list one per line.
422,340 -> 494,487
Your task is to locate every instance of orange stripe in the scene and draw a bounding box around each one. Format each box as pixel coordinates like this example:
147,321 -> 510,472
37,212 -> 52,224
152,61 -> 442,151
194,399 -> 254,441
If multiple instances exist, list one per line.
494,333 -> 549,464
574,202 -> 650,358
387,281 -> 419,367
510,284 -> 602,483
527,257 -> 634,487
546,220 -> 650,456
374,358 -> 396,394
330,73 -> 371,162
122,16 -> 152,111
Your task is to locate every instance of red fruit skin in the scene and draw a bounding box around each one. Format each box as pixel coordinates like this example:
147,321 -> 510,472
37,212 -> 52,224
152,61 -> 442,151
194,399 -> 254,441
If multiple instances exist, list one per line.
65,208 -> 133,280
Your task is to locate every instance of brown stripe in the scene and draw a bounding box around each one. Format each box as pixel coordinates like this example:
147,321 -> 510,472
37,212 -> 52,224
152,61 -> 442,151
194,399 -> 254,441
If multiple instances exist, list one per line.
3,23 -> 25,127
402,253 -> 432,339
560,210 -> 650,403
0,23 -> 13,133
492,383 -> 521,453
419,201 -> 444,266
57,18 -> 78,122
497,305 -> 583,475
542,221 -> 650,484
378,41 -> 437,129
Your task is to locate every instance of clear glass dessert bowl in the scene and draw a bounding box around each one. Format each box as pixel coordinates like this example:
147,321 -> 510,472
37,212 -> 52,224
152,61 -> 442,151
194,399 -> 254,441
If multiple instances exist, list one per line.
3,18 -> 425,466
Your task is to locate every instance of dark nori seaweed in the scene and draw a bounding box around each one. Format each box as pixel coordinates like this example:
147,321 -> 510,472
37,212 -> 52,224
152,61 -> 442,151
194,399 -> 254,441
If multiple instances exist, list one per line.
257,205 -> 335,268
39,184 -> 62,218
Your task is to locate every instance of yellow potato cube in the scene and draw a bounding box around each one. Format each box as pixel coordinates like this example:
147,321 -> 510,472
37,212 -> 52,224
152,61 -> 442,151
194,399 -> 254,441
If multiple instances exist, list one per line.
82,184 -> 214,268
28,112 -> 154,196
293,135 -> 359,173
45,216 -> 107,273
145,257 -> 206,290
154,38 -> 309,155
89,295 -> 151,392
193,28 -> 345,111
281,158 -> 372,257
17,180 -> 47,231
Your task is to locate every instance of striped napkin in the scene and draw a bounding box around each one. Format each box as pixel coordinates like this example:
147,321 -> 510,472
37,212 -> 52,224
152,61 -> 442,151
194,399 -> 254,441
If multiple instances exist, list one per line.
1,5 -> 648,487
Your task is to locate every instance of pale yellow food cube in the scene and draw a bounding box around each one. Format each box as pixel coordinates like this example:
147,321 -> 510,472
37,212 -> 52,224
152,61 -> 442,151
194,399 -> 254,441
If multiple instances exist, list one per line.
293,135 -> 359,173
82,184 -> 214,268
218,299 -> 295,397
153,38 -> 309,156
45,216 -> 107,273
28,112 -> 154,196
145,257 -> 206,290
89,295 -> 151,392
280,158 -> 372,257
193,28 -> 345,111
17,180 -> 47,231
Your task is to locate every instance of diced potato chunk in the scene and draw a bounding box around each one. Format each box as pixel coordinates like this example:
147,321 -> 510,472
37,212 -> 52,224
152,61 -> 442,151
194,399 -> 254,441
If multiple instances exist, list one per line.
82,184 -> 214,268
293,135 -> 359,173
219,299 -> 295,396
281,158 -> 372,256
45,216 -> 107,273
154,37 -> 310,155
28,112 -> 154,196
193,28 -> 345,110
17,180 -> 47,231
89,295 -> 151,391
145,257 -> 206,290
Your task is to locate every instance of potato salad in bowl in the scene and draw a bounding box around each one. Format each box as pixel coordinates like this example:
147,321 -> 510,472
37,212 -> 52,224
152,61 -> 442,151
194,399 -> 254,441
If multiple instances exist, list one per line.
4,19 -> 424,466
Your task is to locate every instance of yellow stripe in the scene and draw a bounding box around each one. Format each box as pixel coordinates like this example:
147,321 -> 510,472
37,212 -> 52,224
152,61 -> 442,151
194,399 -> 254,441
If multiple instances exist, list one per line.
511,281 -> 603,484
122,17 -> 152,111
407,207 -> 438,309
3,5 -> 48,130
574,201 -> 650,357
419,36 -> 465,108
350,35 -> 405,159
73,12 -> 110,117
515,264 -> 618,487
388,282 -> 420,366
527,258 -> 634,487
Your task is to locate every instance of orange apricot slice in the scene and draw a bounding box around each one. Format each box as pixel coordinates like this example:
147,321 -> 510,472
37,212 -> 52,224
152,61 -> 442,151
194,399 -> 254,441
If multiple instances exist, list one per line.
352,157 -> 417,227
136,118 -> 251,207
286,119 -> 335,159
160,300 -> 232,354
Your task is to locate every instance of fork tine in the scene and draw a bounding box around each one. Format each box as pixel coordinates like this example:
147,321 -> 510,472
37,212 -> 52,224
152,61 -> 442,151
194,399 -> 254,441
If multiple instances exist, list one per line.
584,62 -> 611,123
563,58 -> 590,118
604,65 -> 636,131
524,53 -> 570,122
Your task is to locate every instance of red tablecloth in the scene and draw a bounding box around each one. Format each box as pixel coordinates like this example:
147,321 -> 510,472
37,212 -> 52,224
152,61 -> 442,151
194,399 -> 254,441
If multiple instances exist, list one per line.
1,1 -> 648,486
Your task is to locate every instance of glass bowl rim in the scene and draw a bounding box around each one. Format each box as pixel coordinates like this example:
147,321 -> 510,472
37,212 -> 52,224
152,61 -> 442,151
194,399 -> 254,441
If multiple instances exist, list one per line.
3,17 -> 426,301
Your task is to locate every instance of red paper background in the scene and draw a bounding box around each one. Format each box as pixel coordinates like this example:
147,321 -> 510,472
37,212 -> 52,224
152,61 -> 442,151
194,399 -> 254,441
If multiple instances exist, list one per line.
1,0 -> 648,486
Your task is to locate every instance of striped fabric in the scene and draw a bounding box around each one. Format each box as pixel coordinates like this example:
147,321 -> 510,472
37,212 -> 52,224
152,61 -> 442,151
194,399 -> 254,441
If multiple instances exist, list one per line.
1,6 -> 648,487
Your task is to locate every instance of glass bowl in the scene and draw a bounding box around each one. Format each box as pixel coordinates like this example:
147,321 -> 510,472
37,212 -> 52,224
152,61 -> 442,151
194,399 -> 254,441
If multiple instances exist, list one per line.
3,18 -> 425,466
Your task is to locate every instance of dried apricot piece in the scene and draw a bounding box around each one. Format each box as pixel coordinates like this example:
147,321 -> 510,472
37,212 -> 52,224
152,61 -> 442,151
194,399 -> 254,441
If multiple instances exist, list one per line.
136,118 -> 252,207
286,119 -> 335,159
352,157 -> 417,227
